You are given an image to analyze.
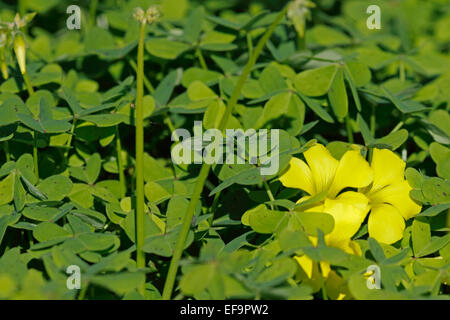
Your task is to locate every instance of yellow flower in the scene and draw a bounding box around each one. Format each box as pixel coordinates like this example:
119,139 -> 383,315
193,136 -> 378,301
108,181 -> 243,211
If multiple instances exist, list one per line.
279,144 -> 373,294
279,144 -> 421,297
361,148 -> 422,244
279,144 -> 373,248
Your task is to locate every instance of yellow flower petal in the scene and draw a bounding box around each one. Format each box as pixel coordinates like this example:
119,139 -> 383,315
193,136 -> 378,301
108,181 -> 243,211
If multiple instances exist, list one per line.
370,148 -> 405,192
328,150 -> 373,198
279,157 -> 316,195
368,204 -> 405,244
304,144 -> 338,194
294,255 -> 314,279
320,261 -> 331,278
322,192 -> 370,247
369,181 -> 422,220
294,256 -> 322,292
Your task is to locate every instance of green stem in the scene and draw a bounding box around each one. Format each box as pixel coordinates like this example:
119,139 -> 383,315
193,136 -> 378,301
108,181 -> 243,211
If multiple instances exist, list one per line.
345,116 -> 354,144
22,71 -> 39,179
78,283 -> 88,300
161,6 -> 288,300
3,141 -> 10,162
116,126 -> 126,199
65,118 -> 77,160
370,104 -> 376,137
246,33 -> 253,58
32,133 -> 39,179
195,47 -> 207,70
22,71 -> 34,96
390,121 -> 404,134
263,180 -> 275,210
89,0 -> 98,27
399,60 -> 405,82
135,22 -> 147,295
208,191 -> 221,226
128,58 -> 155,94
164,113 -> 176,134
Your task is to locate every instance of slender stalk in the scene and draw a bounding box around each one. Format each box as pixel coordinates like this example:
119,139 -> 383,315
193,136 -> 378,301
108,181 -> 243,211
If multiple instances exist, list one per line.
263,180 -> 275,210
116,125 -> 126,198
207,191 -> 221,226
3,141 -> 10,162
370,104 -> 376,137
22,71 -> 34,96
390,121 -> 404,134
161,6 -> 288,300
399,59 -> 405,82
128,58 -> 155,93
345,115 -> 354,144
64,118 -> 77,160
89,0 -> 98,27
78,283 -> 88,300
164,113 -> 176,134
246,33 -> 253,58
195,47 -> 208,70
135,22 -> 146,295
22,71 -> 39,179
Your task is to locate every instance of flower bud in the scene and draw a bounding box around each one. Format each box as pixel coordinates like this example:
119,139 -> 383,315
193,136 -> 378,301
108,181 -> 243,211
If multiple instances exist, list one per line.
133,6 -> 161,25
0,47 -> 8,79
13,33 -> 27,74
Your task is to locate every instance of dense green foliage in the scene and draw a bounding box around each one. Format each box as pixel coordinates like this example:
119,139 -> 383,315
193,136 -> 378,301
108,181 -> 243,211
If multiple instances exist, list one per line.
0,0 -> 449,300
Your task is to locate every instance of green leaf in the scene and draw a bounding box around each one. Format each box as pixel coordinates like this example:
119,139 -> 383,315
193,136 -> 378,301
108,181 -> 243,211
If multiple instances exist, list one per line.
343,66 -> 362,112
262,91 -> 305,135
405,168 -> 423,189
416,234 -> 450,258
294,65 -> 336,97
142,227 -> 194,257
154,70 -> 179,107
259,65 -> 287,94
210,167 -> 263,196
356,113 -> 374,145
241,204 -> 285,234
0,174 -> 14,206
166,196 -> 188,230
180,263 -> 216,295
0,214 -> 21,246
86,153 -> 101,184
187,81 -> 217,101
418,203 -> 450,217
382,87 -> 427,114
37,175 -> 73,201
328,67 -> 348,120
79,114 -> 126,127
183,6 -> 205,43
369,129 -> 408,151
368,237 -> 386,263
412,217 -> 431,257
33,222 -> 72,242
91,272 -> 145,296
422,177 -> 450,204
255,257 -> 297,286
145,38 -> 191,60
22,206 -> 59,222
292,211 -> 335,236
297,92 -> 334,123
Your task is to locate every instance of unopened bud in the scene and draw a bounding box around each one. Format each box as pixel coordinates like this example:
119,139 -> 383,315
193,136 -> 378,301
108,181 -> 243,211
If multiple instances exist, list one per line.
133,6 -> 161,25
0,45 -> 7,79
13,33 -> 26,74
